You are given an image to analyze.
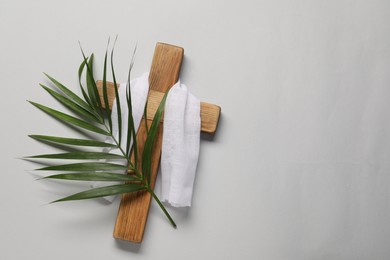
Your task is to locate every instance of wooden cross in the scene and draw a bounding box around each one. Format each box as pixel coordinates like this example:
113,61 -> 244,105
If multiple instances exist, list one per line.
97,42 -> 221,243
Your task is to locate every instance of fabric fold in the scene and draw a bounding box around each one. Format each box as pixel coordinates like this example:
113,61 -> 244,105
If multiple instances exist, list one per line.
161,81 -> 201,207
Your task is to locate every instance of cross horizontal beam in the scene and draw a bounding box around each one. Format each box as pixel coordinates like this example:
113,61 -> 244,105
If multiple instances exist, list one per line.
96,81 -> 221,134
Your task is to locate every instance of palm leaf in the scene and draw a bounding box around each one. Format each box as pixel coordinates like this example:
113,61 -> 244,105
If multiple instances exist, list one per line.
85,54 -> 98,108
43,72 -> 96,117
28,42 -> 176,228
27,151 -> 125,160
111,36 -> 122,145
40,84 -> 101,123
142,91 -> 169,183
125,80 -> 133,158
29,101 -> 110,136
29,135 -> 117,148
37,162 -> 128,171
125,45 -> 138,164
102,41 -> 112,131
52,183 -> 146,202
78,57 -> 94,108
42,172 -> 141,182
80,47 -> 103,113
143,100 -> 149,135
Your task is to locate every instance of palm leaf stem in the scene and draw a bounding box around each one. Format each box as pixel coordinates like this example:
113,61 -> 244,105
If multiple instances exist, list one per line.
147,186 -> 176,228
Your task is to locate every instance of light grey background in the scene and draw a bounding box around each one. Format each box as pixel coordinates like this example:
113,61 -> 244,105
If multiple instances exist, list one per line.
1,0 -> 390,259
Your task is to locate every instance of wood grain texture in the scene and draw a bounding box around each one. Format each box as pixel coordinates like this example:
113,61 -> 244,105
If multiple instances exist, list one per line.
113,123 -> 163,242
113,43 -> 184,243
97,82 -> 221,134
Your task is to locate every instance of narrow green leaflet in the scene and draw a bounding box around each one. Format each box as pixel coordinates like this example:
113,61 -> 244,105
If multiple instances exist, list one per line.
111,37 -> 122,145
43,72 -> 95,116
28,151 -> 125,160
129,47 -> 138,165
43,172 -> 141,182
142,91 -> 169,183
29,101 -> 110,136
125,46 -> 138,163
126,108 -> 139,169
40,84 -> 101,123
148,187 -> 177,228
102,43 -> 112,131
125,82 -> 134,158
78,58 -> 94,108
143,100 -> 149,135
38,162 -> 128,171
85,54 -> 98,108
52,183 -> 146,202
80,47 -> 102,114
29,135 -> 117,148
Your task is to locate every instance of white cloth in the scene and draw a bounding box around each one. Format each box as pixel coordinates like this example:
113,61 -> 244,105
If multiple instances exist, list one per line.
161,82 -> 200,207
92,73 -> 200,207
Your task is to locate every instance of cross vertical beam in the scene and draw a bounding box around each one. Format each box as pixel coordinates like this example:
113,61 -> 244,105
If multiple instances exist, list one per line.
113,43 -> 184,242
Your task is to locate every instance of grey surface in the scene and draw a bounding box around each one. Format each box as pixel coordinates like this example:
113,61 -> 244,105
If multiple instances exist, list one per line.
1,0 -> 390,259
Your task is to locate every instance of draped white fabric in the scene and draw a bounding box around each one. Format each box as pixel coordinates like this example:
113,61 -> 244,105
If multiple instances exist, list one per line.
161,82 -> 200,207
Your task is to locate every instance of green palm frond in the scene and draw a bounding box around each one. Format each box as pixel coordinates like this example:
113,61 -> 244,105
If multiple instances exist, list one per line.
51,183 -> 146,203
37,162 -> 128,172
125,45 -> 138,161
42,172 -> 141,182
27,151 -> 126,160
142,91 -> 169,184
28,135 -> 118,148
28,101 -> 110,135
78,57 -> 94,107
27,41 -> 176,228
111,36 -> 122,146
39,83 -> 101,123
44,72 -> 98,118
102,40 -> 112,132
